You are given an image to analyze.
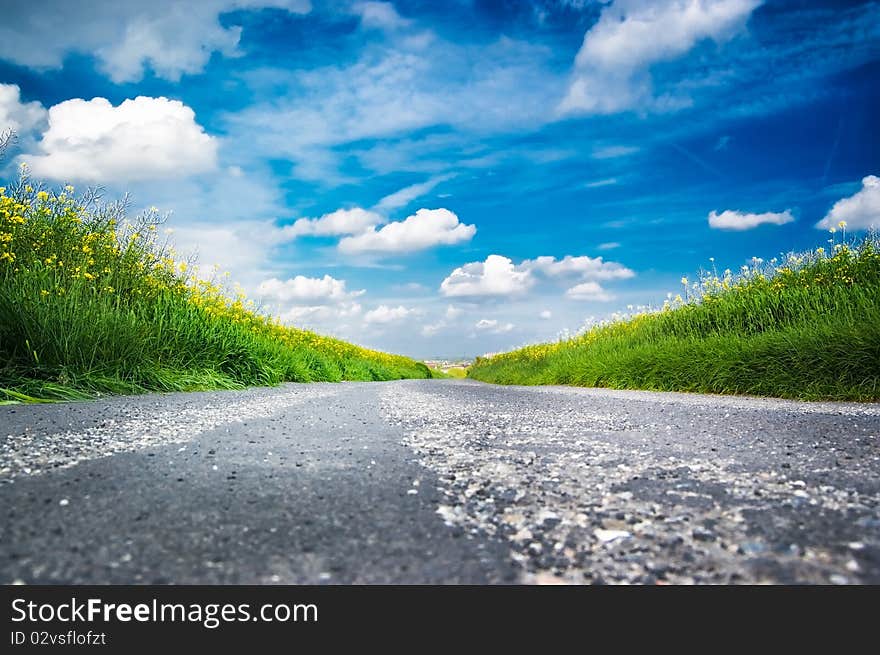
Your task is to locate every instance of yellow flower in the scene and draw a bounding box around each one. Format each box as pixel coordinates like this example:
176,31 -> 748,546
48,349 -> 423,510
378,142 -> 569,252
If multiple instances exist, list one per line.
838,220 -> 847,229
40,289 -> 49,297
36,191 -> 49,201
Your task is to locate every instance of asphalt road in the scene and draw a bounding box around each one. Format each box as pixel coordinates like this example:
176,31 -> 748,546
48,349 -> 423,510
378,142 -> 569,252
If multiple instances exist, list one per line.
1,379 -> 879,584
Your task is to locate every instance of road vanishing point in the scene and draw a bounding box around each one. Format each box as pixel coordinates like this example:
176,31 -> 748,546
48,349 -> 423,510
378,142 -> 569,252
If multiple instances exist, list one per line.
2,379 -> 879,584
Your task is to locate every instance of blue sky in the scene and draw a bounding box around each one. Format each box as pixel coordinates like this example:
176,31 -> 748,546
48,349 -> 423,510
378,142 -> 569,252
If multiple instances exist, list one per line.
1,0 -> 878,358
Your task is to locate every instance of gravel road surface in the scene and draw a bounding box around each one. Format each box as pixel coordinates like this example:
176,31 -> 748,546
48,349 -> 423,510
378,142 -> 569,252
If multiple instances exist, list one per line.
2,379 -> 878,584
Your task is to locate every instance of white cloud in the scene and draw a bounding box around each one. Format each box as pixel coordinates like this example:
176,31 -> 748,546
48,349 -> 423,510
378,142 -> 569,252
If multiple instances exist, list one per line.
0,84 -> 46,135
597,242 -> 621,250
475,319 -> 514,333
540,310 -> 553,319
708,208 -> 794,230
21,96 -> 217,183
393,282 -> 428,292
0,1 -> 311,83
374,174 -> 453,211
166,219 -> 288,287
441,252 -> 634,299
284,207 -> 383,238
228,37 -> 562,180
522,255 -> 635,280
440,255 -> 534,298
560,0 -> 761,115
278,302 -> 363,328
592,145 -> 639,159
815,175 -> 880,231
585,177 -> 619,188
566,281 -> 614,301
257,275 -> 364,303
421,322 -> 445,336
445,305 -> 463,319
353,2 -> 411,31
364,304 -> 416,324
339,208 -> 475,254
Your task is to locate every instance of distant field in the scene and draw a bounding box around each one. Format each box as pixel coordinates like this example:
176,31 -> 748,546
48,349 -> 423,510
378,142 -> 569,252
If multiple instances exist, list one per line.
426,366 -> 468,379
0,177 -> 429,401
469,234 -> 880,401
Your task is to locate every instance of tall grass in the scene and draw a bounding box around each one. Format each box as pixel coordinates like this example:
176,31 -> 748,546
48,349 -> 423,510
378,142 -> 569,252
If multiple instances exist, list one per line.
469,234 -> 880,401
0,173 -> 429,401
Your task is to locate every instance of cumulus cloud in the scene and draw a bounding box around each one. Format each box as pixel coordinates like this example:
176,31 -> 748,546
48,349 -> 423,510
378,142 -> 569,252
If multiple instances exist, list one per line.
0,84 -> 46,135
364,304 -> 416,324
560,0 -> 761,115
0,1 -> 311,83
540,310 -> 553,319
257,275 -> 364,303
440,255 -> 534,298
339,208 -> 475,254
708,208 -> 794,230
815,175 -> 880,231
441,252 -> 634,298
475,319 -> 514,333
284,208 -> 383,238
522,255 -> 635,280
21,96 -> 218,182
565,281 -> 614,301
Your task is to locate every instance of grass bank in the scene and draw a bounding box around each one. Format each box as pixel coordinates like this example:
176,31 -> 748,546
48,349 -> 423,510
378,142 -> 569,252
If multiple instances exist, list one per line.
0,176 -> 429,401
469,235 -> 880,401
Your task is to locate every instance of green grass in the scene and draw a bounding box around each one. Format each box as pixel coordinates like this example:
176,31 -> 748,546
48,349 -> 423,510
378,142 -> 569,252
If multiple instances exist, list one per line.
0,176 -> 430,402
469,235 -> 880,401
426,366 -> 468,379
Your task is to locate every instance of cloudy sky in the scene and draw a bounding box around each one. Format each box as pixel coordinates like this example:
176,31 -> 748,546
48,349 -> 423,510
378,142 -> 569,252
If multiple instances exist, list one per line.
1,0 -> 878,358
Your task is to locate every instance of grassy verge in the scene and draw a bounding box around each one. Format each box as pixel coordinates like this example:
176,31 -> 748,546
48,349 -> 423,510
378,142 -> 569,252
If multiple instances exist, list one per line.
0,176 -> 430,401
469,235 -> 880,401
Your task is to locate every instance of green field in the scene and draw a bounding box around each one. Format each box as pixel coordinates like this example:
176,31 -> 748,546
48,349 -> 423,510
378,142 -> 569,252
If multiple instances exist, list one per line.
469,234 -> 880,401
0,176 -> 429,402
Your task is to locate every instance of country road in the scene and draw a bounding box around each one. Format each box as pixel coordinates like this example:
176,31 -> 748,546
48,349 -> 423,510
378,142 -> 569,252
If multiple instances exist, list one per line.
2,379 -> 879,585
